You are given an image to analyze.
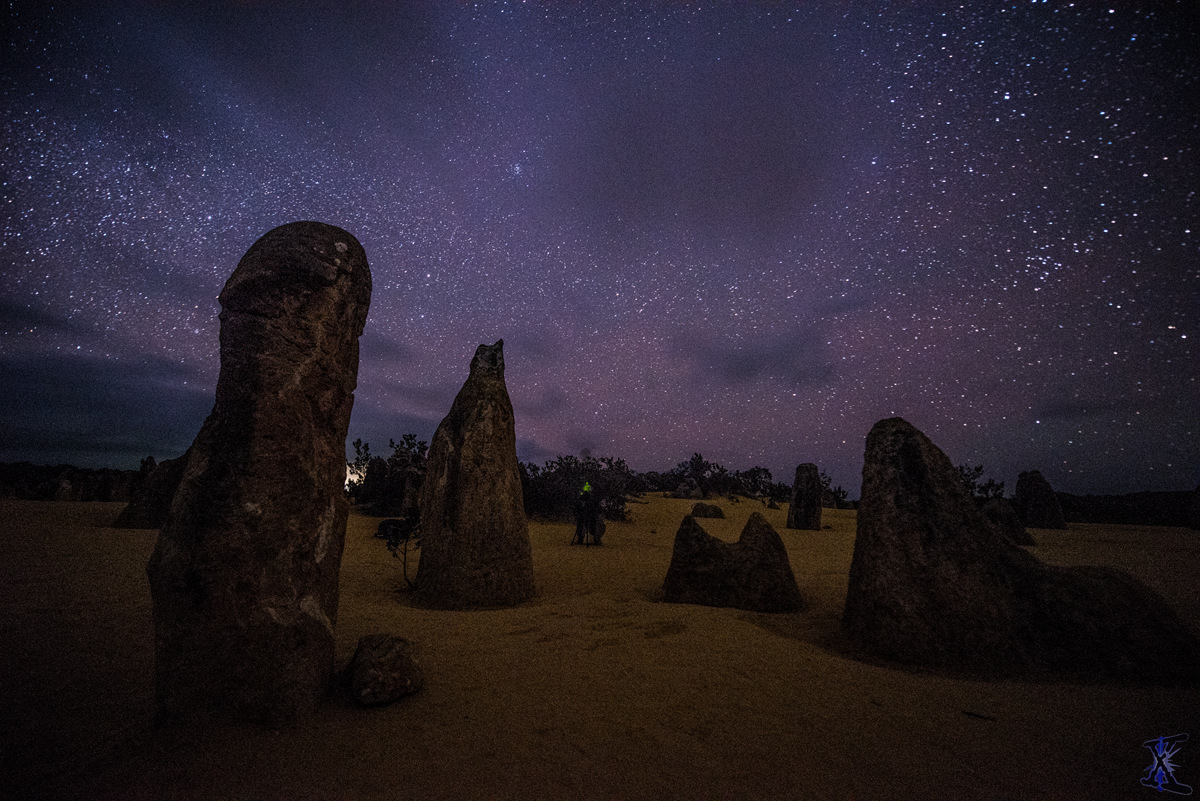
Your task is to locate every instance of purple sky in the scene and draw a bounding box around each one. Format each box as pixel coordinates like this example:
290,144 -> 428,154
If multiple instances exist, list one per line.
2,2 -> 1197,497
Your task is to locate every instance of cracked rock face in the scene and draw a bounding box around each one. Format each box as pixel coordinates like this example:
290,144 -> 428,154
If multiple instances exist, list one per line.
147,221 -> 371,725
416,340 -> 535,609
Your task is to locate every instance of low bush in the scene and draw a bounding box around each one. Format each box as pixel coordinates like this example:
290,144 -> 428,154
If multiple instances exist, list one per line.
521,455 -> 635,522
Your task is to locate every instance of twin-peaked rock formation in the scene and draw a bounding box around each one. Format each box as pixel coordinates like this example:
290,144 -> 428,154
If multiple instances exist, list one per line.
663,512 -> 803,613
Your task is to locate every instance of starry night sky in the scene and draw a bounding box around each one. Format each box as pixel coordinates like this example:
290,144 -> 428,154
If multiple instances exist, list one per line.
2,2 -> 1197,497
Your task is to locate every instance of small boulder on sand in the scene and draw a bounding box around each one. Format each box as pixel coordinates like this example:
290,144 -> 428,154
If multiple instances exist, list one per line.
347,634 -> 423,706
690,502 -> 724,519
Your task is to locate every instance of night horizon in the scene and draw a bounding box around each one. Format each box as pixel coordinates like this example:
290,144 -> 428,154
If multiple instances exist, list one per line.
3,2 -> 1198,497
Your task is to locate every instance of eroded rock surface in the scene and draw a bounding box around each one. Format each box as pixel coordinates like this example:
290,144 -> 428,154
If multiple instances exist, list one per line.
114,452 -> 189,529
1014,469 -> 1067,529
348,634 -> 423,706
786,463 -> 822,530
982,497 -> 1034,546
690,502 -> 724,519
663,512 -> 802,613
146,221 -> 371,724
843,417 -> 1200,680
415,340 -> 535,609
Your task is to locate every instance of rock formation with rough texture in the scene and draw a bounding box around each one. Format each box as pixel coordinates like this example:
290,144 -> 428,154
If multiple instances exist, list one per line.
114,452 -> 190,529
786,463 -> 822,530
663,512 -> 803,613
843,417 -> 1200,680
415,340 -> 535,609
1013,470 -> 1067,529
347,634 -> 423,706
981,497 -> 1034,546
146,221 -> 371,725
690,502 -> 725,519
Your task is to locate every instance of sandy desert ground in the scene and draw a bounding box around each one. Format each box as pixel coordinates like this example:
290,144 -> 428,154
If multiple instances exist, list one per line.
1,494 -> 1197,801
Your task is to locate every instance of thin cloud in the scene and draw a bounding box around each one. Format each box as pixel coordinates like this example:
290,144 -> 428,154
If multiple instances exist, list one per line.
0,351 -> 212,465
673,329 -> 835,389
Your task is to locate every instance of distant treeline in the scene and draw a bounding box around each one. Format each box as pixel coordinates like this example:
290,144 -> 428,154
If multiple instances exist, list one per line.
0,462 -> 140,502
348,443 -> 852,524
1056,491 -> 1196,528
4,455 -> 1197,530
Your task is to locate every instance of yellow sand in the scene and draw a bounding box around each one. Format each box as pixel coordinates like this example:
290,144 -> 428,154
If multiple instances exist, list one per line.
1,496 -> 1196,800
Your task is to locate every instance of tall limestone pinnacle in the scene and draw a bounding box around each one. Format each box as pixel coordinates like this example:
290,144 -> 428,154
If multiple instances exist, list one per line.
786,462 -> 822,530
416,340 -> 535,609
147,221 -> 371,725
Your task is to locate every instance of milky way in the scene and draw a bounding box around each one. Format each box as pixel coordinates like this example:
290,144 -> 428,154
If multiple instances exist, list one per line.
2,2 -> 1197,495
